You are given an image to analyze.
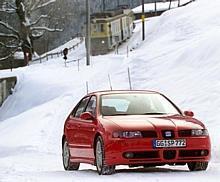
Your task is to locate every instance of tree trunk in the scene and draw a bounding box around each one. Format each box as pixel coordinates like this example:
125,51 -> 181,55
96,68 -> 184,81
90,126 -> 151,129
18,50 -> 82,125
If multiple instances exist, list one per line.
16,0 -> 33,64
23,51 -> 32,66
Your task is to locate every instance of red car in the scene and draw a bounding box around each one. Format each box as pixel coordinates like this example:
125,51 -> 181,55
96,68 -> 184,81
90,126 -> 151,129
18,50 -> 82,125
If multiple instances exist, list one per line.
62,90 -> 211,175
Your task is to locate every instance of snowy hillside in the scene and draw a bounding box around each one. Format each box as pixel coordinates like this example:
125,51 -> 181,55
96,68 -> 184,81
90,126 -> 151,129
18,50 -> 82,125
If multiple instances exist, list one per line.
0,0 -> 220,181
132,0 -> 192,13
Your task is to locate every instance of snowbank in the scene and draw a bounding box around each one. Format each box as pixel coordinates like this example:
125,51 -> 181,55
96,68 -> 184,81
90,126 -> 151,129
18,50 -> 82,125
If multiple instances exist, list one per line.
0,0 -> 220,181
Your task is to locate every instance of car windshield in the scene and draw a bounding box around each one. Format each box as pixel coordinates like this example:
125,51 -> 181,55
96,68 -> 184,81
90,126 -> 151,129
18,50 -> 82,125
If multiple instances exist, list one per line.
100,93 -> 180,116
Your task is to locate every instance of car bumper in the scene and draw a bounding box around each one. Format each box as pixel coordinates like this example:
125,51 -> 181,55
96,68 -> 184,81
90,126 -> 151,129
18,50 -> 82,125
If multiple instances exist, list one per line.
104,137 -> 211,166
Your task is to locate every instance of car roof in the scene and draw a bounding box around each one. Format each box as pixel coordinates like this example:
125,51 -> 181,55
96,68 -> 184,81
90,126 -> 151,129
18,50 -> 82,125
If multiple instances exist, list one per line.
87,90 -> 160,97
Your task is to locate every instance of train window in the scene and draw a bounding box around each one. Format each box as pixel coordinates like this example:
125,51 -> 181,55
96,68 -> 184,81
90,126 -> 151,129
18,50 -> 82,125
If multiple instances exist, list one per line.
93,24 -> 98,32
101,24 -> 104,32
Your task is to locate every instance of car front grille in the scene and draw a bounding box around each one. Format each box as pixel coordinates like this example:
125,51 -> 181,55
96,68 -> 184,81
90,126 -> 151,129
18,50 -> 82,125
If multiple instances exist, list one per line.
123,149 -> 209,161
141,131 -> 157,138
123,151 -> 159,159
163,150 -> 176,160
133,151 -> 159,159
178,130 -> 192,137
179,150 -> 209,157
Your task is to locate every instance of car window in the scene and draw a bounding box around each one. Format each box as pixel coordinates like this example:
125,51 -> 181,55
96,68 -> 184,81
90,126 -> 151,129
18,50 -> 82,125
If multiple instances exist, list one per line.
74,96 -> 90,118
85,96 -> 97,116
102,98 -> 129,112
101,93 -> 180,116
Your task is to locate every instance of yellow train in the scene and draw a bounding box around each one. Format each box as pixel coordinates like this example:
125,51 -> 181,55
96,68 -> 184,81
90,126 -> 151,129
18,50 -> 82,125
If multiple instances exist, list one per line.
91,9 -> 134,55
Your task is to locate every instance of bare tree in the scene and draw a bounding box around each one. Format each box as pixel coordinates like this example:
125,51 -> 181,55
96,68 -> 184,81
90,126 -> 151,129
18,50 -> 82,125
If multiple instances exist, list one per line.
0,0 -> 62,64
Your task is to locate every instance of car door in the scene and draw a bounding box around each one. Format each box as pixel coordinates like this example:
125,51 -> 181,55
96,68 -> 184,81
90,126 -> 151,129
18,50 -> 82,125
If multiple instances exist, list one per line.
78,95 -> 98,160
66,96 -> 90,159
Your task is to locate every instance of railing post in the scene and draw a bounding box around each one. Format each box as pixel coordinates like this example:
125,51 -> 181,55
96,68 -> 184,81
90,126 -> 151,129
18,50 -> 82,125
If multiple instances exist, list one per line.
127,67 -> 132,90
77,59 -> 80,72
108,74 -> 113,90
86,81 -> 89,94
127,46 -> 129,58
142,0 -> 145,41
2,80 -> 7,101
0,81 -> 3,106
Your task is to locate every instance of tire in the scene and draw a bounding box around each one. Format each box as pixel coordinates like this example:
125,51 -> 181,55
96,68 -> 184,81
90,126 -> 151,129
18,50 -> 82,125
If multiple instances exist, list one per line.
62,139 -> 80,170
95,136 -> 115,175
187,162 -> 208,171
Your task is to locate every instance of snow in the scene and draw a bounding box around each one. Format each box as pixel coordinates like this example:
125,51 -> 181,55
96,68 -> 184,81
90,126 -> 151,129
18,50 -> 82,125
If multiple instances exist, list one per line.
13,51 -> 24,59
42,38 -> 83,56
32,0 -> 57,11
132,0 -> 193,14
0,21 -> 19,37
30,15 -> 49,26
1,0 -> 220,181
30,26 -> 62,32
0,2 -> 16,13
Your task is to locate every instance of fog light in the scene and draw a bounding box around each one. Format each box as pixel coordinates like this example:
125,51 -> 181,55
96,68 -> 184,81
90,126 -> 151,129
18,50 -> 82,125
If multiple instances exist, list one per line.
124,152 -> 134,159
201,150 -> 208,156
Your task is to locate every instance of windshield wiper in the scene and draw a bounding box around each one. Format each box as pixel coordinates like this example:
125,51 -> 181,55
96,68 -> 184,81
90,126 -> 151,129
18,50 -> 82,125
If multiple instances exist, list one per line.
143,113 -> 168,115
104,113 -> 169,116
110,113 -> 130,116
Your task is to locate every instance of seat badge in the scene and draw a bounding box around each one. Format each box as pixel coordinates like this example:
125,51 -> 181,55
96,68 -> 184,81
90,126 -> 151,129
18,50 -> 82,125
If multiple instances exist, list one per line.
165,131 -> 172,137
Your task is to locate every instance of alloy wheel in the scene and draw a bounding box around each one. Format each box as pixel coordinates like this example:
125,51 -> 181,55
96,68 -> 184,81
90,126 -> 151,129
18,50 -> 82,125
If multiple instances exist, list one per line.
63,141 -> 70,169
96,139 -> 103,173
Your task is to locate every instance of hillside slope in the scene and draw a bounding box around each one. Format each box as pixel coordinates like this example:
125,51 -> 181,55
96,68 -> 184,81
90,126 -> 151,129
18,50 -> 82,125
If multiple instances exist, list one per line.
0,0 -> 220,181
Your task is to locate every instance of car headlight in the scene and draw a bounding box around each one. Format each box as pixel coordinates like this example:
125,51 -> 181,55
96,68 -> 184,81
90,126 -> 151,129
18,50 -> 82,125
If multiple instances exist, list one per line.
191,129 -> 209,136
112,131 -> 142,138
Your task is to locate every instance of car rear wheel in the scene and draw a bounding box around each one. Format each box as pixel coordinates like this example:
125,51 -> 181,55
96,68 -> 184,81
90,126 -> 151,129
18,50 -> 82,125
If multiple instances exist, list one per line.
95,136 -> 115,175
187,162 -> 208,171
62,139 -> 80,170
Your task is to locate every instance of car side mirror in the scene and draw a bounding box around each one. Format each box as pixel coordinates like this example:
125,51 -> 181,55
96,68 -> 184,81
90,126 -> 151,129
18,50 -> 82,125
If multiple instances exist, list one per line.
184,111 -> 194,117
80,112 -> 94,120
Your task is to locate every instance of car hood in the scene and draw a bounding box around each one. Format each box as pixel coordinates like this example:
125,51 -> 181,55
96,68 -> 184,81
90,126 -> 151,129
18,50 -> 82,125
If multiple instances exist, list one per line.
102,114 -> 205,130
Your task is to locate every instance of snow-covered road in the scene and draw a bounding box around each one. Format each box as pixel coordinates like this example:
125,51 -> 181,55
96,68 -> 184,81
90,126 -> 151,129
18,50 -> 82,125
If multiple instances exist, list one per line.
1,0 -> 220,181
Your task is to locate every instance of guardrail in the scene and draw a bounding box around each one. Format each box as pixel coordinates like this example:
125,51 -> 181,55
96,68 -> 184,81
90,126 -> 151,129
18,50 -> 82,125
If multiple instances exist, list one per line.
31,37 -> 84,64
133,0 -> 196,19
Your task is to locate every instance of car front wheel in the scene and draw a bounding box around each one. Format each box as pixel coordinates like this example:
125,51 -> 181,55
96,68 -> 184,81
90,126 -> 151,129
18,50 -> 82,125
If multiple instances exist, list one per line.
95,136 -> 115,175
187,162 -> 208,171
62,139 -> 80,170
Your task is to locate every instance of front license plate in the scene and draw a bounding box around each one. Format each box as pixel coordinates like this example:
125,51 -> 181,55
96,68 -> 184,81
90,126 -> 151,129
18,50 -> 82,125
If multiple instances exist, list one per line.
153,139 -> 186,148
